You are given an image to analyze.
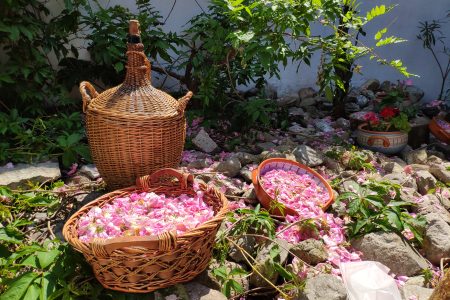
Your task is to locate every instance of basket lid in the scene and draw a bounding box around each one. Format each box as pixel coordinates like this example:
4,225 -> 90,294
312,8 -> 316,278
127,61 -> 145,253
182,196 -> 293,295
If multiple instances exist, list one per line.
85,20 -> 182,118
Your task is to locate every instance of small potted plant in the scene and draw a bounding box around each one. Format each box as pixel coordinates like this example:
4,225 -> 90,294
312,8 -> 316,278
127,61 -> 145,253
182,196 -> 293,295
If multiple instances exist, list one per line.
357,106 -> 411,154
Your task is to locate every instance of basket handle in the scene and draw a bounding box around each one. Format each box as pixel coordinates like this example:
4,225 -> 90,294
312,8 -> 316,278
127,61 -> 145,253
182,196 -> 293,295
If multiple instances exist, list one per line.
177,91 -> 193,114
80,81 -> 99,113
91,231 -> 177,256
126,51 -> 151,82
367,136 -> 390,147
136,168 -> 194,190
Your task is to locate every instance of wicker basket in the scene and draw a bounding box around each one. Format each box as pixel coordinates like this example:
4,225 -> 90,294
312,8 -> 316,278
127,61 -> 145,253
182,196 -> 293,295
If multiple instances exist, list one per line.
80,20 -> 192,189
63,168 -> 228,293
251,158 -> 334,216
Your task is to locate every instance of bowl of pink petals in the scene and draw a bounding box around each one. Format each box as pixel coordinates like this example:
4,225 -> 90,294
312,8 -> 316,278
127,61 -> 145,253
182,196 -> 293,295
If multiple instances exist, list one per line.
252,158 -> 334,217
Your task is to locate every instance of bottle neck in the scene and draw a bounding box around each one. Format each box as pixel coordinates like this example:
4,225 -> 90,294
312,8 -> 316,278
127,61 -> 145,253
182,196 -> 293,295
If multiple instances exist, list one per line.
123,42 -> 151,86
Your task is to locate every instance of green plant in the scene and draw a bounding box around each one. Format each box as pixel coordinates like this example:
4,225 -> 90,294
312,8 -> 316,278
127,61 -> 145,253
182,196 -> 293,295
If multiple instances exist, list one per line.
336,180 -> 426,243
232,98 -> 276,128
418,14 -> 450,100
212,265 -> 247,298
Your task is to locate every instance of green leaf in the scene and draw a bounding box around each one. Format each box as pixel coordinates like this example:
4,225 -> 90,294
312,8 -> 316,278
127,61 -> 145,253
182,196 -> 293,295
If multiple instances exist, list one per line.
366,5 -> 386,21
376,36 -> 407,47
229,267 -> 247,276
0,272 -> 39,300
235,30 -> 255,42
228,279 -> 244,293
385,210 -> 403,231
0,227 -> 23,244
374,28 -> 387,40
274,262 -> 294,281
23,283 -> 40,300
212,266 -> 227,279
37,249 -> 60,269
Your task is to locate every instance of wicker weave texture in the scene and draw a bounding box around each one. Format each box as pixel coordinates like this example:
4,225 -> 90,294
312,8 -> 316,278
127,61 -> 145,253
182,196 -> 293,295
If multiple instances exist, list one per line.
80,21 -> 192,189
63,169 -> 229,293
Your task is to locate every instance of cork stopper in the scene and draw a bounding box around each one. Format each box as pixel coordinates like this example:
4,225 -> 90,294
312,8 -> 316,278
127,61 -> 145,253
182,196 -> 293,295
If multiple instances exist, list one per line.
129,20 -> 140,36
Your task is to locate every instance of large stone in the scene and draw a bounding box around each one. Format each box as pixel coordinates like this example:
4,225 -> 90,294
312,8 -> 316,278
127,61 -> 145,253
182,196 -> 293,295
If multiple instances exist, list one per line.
361,79 -> 380,91
215,157 -> 241,178
298,87 -> 316,100
256,142 -> 276,152
289,107 -> 305,117
404,149 -> 428,165
249,239 -> 290,287
277,94 -> 299,107
298,97 -> 317,108
0,161 -> 61,188
156,282 -> 227,300
239,168 -> 253,183
423,213 -> 450,265
229,236 -> 257,264
351,232 -> 428,276
382,161 -> 405,174
79,164 -> 100,180
401,285 -> 434,300
383,173 -> 417,190
356,94 -> 369,108
232,152 -> 260,166
405,85 -> 425,103
188,159 -> 210,169
429,165 -> 450,184
415,170 -> 437,195
297,274 -> 347,300
413,194 -> 450,224
192,129 -> 218,153
291,239 -> 328,265
409,164 -> 430,172
293,145 -> 324,167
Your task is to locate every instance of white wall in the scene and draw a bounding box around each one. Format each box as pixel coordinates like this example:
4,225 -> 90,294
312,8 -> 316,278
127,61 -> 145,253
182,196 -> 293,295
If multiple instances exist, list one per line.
77,0 -> 450,100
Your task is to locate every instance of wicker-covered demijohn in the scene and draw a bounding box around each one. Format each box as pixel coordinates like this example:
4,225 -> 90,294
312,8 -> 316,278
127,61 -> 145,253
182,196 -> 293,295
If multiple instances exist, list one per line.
63,168 -> 229,293
80,20 -> 192,188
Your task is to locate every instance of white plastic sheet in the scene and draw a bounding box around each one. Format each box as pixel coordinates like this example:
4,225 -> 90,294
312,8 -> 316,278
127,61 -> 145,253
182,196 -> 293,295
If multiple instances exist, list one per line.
340,261 -> 402,300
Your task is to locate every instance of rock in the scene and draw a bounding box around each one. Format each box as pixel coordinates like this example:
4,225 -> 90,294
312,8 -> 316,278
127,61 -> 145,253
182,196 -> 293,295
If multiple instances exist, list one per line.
65,174 -> 91,186
404,149 -> 428,165
250,239 -> 290,287
33,212 -> 48,223
242,188 -> 258,204
361,79 -> 380,91
289,123 -> 306,134
345,102 -> 361,113
0,161 -> 61,188
409,164 -> 430,172
405,276 -> 426,287
293,145 -> 324,167
277,94 -> 299,107
192,129 -> 218,153
188,159 -> 210,169
75,191 -> 106,207
399,187 -> 421,204
289,107 -> 305,117
298,87 -> 316,100
340,180 -> 360,194
186,284 -> 231,300
405,85 -> 425,103
380,80 -> 392,91
415,170 -> 437,195
423,213 -> 450,265
239,168 -> 253,183
196,260 -> 249,295
383,173 -> 417,190
229,236 -> 257,264
262,151 -> 287,160
298,97 -> 317,107
265,83 -> 277,99
361,89 -> 376,100
334,118 -> 350,129
427,155 -> 443,165
382,161 -> 405,174
413,194 -> 450,223
232,152 -> 260,165
215,157 -> 241,178
297,274 -> 347,300
256,142 -> 276,152
79,164 -> 100,180
429,165 -> 450,183
356,94 -> 369,108
351,232 -> 428,276
324,157 -> 344,173
401,285 -> 434,300
291,239 -> 328,265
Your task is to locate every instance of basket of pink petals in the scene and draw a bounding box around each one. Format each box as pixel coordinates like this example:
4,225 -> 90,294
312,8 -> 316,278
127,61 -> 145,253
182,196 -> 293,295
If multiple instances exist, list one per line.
252,158 -> 334,216
63,168 -> 228,293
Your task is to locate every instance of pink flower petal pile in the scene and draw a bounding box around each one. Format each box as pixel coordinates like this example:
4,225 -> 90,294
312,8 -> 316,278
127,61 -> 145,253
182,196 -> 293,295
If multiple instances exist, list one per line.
78,189 -> 214,243
261,169 -> 360,275
261,169 -> 329,210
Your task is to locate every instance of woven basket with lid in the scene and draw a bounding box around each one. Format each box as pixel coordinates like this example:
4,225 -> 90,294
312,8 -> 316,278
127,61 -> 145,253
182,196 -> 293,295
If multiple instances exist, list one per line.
80,20 -> 192,189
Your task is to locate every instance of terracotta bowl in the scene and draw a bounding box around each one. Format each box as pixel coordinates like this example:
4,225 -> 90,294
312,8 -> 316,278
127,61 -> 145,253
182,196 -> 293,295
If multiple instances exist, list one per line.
356,123 -> 408,155
429,117 -> 450,144
251,158 -> 334,217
